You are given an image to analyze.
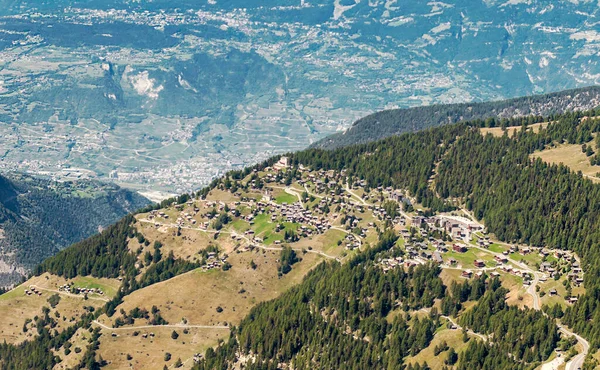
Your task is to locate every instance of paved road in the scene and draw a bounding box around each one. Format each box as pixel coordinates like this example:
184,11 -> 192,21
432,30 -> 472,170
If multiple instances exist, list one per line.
525,269 -> 588,370
450,211 -> 589,369
559,324 -> 589,370
525,273 -> 541,310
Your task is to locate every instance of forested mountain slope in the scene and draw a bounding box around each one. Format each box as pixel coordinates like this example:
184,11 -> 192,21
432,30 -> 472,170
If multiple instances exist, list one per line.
0,173 -> 150,287
196,109 -> 600,368
5,108 -> 600,369
312,86 -> 600,149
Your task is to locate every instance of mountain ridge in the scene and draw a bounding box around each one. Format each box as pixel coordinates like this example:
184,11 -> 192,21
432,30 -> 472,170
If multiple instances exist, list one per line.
0,173 -> 150,287
312,85 -> 600,149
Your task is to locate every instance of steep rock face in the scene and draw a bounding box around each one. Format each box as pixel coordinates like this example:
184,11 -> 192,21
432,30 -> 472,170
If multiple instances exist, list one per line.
0,1 -> 598,191
0,173 -> 150,287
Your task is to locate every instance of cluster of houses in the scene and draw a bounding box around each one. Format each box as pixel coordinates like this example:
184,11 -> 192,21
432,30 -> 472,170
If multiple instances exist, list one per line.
201,252 -> 228,271
434,215 -> 484,242
274,201 -> 332,233
498,265 -> 531,281
176,209 -> 199,225
149,210 -> 169,221
24,286 -> 42,296
460,270 -> 490,279
57,282 -> 104,296
379,256 -> 405,271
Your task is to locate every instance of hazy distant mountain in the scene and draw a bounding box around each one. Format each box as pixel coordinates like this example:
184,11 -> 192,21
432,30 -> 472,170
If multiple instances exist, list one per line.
0,173 -> 149,287
0,0 -> 599,192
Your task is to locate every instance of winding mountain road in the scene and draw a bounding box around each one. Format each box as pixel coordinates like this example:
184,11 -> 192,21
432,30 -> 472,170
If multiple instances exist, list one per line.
525,270 -> 588,370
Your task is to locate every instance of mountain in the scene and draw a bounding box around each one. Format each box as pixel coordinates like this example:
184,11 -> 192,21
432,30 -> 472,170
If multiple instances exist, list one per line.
312,85 -> 600,149
2,106 -> 600,368
0,173 -> 150,287
0,1 -> 600,192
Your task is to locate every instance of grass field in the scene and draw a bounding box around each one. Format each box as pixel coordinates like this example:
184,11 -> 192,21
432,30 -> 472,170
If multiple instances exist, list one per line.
480,122 -> 548,138
502,273 -> 531,309
293,228 -> 347,257
54,328 -> 91,370
487,243 -> 507,254
98,251 -> 325,329
97,326 -> 226,370
531,143 -> 600,183
445,248 -> 495,268
274,192 -> 298,205
439,269 -> 465,286
91,249 -> 326,367
509,252 -> 541,268
540,276 -> 570,308
231,219 -> 250,233
405,327 -> 471,369
70,276 -> 120,298
252,213 -> 276,236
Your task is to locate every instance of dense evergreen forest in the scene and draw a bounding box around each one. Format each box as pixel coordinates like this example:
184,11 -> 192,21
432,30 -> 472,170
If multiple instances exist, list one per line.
8,104 -> 600,368
0,173 -> 149,286
312,86 -> 600,149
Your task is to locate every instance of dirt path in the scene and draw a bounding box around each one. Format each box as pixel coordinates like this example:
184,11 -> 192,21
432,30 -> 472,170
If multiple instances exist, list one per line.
92,320 -> 230,331
441,315 -> 488,342
29,284 -> 110,302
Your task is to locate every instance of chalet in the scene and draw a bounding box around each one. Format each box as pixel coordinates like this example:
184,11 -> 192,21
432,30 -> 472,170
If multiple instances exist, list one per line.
409,216 -> 425,227
494,255 -> 508,264
453,244 -> 467,253
474,260 -> 485,268
549,289 -> 557,296
461,270 -> 473,278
